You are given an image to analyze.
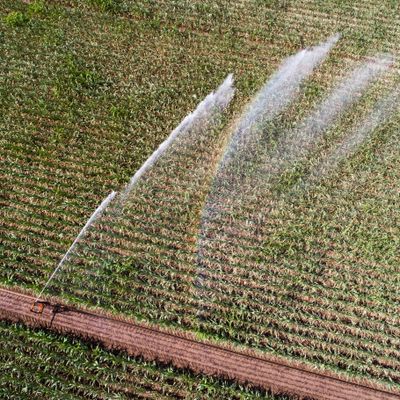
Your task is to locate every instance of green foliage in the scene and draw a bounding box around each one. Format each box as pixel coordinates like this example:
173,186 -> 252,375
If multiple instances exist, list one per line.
276,163 -> 307,192
255,0 -> 291,10
58,53 -> 109,96
88,0 -> 122,13
0,321 -> 285,399
0,0 -> 399,394
4,11 -> 29,27
28,0 -> 46,15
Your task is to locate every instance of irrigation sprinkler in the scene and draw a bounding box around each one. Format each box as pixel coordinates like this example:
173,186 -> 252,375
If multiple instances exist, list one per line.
30,300 -> 46,314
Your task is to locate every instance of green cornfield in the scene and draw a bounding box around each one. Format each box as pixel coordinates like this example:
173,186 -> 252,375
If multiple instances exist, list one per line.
1,0 -> 399,397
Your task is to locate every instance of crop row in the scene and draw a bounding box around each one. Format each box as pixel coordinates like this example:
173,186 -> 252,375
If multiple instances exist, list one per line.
18,253 -> 396,384
5,228 -> 399,386
1,134 -> 217,193
5,185 -> 398,279
90,0 -> 400,58
2,0 -> 399,393
93,217 -> 400,312
51,273 -> 399,386
6,211 -> 397,325
3,210 -> 399,326
3,202 -> 399,346
0,321 -> 276,400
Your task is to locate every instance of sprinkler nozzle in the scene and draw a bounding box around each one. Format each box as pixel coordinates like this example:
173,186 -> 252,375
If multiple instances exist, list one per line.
31,301 -> 45,314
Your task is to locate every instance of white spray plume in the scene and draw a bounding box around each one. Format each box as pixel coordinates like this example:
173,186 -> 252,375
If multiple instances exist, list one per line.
309,87 -> 400,181
266,54 -> 393,174
221,33 -> 340,169
196,34 -> 340,290
122,74 -> 235,199
35,190 -> 117,303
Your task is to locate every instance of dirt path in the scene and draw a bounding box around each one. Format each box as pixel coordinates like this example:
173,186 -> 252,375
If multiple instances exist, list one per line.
0,288 -> 398,400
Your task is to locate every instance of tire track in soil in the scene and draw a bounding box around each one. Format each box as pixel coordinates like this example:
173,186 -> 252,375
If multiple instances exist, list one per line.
0,288 -> 398,400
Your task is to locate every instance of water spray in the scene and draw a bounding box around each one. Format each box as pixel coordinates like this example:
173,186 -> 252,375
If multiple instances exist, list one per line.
30,74 -> 236,313
121,74 -> 235,201
197,34 -> 340,292
32,190 -> 117,312
307,87 -> 400,183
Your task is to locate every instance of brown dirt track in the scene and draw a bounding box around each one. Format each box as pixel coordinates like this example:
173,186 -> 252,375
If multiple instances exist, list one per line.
0,288 -> 398,400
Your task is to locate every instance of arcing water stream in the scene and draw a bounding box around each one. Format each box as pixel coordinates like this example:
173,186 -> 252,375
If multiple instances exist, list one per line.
34,190 -> 116,304
307,87 -> 400,183
34,34 -> 397,326
196,34 -> 340,289
261,55 -> 393,179
36,74 -> 235,301
196,39 -> 395,312
121,74 -> 235,200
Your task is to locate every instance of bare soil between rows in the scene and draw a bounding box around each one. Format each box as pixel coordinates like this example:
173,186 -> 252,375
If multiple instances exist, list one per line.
0,288 -> 398,400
